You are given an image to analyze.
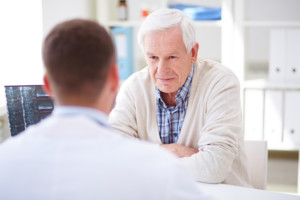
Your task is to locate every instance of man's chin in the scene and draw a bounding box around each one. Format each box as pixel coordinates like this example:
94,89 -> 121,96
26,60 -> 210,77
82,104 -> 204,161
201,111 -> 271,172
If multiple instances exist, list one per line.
157,86 -> 178,95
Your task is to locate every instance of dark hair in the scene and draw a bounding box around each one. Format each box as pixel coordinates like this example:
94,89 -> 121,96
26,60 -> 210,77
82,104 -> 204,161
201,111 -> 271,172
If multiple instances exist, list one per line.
42,19 -> 115,103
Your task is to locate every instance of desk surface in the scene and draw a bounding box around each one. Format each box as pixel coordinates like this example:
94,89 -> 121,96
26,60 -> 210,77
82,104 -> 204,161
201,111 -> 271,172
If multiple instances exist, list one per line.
198,183 -> 299,200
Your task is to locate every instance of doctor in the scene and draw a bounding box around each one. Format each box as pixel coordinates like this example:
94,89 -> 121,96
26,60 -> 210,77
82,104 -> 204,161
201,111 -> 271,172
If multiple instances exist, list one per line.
0,19 -> 211,200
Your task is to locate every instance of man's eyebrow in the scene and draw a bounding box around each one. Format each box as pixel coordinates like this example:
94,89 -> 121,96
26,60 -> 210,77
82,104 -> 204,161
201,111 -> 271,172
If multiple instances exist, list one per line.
146,52 -> 154,56
167,52 -> 179,55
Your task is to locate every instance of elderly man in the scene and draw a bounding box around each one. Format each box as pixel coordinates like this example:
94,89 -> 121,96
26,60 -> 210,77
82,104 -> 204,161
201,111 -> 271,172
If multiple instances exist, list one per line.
109,8 -> 251,187
0,19 -> 211,199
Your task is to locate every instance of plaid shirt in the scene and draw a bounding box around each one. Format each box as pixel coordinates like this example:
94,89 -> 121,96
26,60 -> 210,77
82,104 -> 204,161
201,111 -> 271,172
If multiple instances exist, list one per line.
156,65 -> 194,144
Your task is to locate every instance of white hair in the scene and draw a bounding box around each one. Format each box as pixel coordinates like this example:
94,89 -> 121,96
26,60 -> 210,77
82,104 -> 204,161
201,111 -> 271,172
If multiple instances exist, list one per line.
137,8 -> 196,53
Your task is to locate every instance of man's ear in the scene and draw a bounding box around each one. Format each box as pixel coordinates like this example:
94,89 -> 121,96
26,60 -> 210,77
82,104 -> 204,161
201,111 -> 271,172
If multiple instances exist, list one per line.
42,74 -> 54,98
191,42 -> 199,63
109,62 -> 120,92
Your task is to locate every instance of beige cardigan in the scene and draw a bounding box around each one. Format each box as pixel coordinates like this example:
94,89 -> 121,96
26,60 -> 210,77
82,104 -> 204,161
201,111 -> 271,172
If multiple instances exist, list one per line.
109,58 -> 251,187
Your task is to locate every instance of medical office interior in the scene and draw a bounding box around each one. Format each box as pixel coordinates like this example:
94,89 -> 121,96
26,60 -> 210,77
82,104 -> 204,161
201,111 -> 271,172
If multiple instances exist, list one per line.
0,0 -> 300,195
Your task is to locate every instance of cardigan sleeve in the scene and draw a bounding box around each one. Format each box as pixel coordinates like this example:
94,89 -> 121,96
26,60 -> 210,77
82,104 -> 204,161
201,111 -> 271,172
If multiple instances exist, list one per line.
109,78 -> 139,138
179,72 -> 243,184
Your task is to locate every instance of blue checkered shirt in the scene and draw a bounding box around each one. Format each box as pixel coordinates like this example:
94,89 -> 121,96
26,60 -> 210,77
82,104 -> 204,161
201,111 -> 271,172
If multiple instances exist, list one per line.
156,65 -> 194,144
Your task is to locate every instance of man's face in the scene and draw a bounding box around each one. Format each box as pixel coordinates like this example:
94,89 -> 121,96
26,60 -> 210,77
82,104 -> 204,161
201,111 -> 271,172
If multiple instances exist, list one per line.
144,27 -> 198,95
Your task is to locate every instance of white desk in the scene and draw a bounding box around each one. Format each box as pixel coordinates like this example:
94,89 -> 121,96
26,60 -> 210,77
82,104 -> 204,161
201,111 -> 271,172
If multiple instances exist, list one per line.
198,183 -> 299,200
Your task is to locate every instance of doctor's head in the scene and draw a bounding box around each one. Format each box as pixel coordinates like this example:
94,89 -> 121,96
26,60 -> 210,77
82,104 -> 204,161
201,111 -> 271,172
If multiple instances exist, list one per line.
42,19 -> 119,114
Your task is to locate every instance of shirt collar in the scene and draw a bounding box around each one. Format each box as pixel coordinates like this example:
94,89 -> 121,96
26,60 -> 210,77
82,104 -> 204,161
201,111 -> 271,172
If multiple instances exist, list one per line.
156,64 -> 194,107
52,106 -> 109,126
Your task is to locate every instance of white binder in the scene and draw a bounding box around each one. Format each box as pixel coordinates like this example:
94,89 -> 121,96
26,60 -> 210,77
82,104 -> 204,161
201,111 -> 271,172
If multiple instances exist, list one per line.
269,29 -> 286,83
269,29 -> 300,84
286,29 -> 300,83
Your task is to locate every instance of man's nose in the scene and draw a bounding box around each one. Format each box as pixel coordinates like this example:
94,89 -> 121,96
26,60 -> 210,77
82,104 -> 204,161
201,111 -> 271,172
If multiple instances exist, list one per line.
157,60 -> 170,74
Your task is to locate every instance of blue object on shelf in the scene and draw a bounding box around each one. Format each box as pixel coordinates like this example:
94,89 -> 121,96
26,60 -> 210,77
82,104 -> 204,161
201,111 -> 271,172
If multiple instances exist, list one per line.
170,4 -> 221,20
111,27 -> 134,81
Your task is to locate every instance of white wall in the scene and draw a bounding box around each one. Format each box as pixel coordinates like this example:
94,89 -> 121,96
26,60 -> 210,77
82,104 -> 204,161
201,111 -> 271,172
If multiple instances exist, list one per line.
0,0 -> 44,87
42,0 -> 96,36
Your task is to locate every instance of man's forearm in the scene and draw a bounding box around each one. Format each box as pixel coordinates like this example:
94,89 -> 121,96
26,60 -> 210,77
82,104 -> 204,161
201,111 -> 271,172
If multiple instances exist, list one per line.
160,143 -> 199,158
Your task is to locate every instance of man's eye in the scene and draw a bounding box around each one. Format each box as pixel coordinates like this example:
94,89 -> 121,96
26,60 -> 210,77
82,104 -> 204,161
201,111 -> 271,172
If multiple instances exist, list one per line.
149,56 -> 156,60
169,56 -> 176,59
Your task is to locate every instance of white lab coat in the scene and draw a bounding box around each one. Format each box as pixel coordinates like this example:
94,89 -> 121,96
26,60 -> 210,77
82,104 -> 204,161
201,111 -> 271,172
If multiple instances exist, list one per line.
0,114 -> 211,200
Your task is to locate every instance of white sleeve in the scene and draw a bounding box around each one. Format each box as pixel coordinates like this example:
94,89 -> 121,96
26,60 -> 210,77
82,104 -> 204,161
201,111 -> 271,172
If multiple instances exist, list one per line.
109,79 -> 138,137
179,73 -> 242,183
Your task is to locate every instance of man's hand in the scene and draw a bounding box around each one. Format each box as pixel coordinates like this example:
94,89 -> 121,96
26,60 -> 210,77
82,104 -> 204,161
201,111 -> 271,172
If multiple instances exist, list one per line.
160,143 -> 199,158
